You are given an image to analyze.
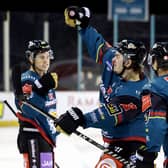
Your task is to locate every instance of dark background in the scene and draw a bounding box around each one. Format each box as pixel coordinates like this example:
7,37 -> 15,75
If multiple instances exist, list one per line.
0,0 -> 166,14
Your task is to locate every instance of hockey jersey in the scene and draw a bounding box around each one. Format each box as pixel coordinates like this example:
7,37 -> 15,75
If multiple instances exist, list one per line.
80,26 -> 148,143
143,74 -> 168,152
15,70 -> 59,146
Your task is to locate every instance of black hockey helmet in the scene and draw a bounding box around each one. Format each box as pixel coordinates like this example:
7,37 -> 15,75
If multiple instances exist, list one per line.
115,39 -> 147,65
148,42 -> 168,69
25,40 -> 54,60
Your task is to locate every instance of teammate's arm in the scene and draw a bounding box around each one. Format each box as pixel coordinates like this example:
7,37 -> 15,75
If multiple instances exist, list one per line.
55,95 -> 142,135
64,6 -> 115,64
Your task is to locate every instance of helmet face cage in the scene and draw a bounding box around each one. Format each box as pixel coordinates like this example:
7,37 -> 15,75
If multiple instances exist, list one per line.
149,42 -> 168,68
115,39 -> 146,65
25,40 -> 54,60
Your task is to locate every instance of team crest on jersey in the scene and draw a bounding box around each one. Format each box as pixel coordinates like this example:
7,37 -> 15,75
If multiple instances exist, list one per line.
142,94 -> 151,112
106,103 -> 122,116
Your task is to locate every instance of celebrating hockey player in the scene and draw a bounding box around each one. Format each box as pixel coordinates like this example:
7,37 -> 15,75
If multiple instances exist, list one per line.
55,6 -> 149,168
136,42 -> 168,168
12,40 -> 59,168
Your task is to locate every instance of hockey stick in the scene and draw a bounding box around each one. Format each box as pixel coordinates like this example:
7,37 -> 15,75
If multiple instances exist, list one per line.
13,100 -> 135,168
4,100 -> 18,118
3,100 -> 60,168
20,101 -> 105,151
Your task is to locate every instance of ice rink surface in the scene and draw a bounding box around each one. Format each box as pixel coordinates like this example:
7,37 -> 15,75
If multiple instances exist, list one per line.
0,127 -> 164,168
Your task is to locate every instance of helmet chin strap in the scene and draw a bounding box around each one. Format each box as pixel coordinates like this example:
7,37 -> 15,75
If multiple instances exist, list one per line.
118,65 -> 126,77
118,63 -> 134,79
118,58 -> 131,77
30,62 -> 37,74
118,54 -> 136,78
152,65 -> 158,76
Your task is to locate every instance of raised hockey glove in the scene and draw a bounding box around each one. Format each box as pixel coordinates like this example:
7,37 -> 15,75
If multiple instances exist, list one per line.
64,6 -> 79,28
55,107 -> 85,135
77,7 -> 91,28
33,72 -> 58,96
64,6 -> 91,28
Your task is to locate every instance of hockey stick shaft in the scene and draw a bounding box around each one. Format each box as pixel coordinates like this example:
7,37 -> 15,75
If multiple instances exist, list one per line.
4,99 -> 105,150
4,100 -> 17,117
21,101 -> 105,150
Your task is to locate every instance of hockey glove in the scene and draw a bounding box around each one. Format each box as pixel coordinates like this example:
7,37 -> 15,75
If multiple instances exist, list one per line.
33,72 -> 58,96
77,7 -> 91,28
64,6 -> 91,28
64,6 -> 79,28
55,107 -> 85,135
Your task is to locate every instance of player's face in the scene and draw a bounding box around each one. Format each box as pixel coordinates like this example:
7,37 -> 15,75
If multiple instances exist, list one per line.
113,51 -> 124,74
34,51 -> 50,74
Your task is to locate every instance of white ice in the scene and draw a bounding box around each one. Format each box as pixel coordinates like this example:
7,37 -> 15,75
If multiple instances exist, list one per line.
0,127 -> 164,168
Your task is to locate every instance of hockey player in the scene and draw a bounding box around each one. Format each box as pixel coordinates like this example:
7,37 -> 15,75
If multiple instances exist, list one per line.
55,6 -> 149,168
12,40 -> 59,168
136,42 -> 168,168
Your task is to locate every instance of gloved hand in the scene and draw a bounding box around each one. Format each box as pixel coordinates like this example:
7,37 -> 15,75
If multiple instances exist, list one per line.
33,72 -> 58,96
50,72 -> 58,89
55,107 -> 85,135
64,6 -> 79,28
64,6 -> 91,28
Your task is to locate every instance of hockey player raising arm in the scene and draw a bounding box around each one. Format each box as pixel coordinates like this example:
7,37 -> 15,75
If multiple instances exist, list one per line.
12,40 -> 59,168
55,6 -> 149,168
136,42 -> 168,168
